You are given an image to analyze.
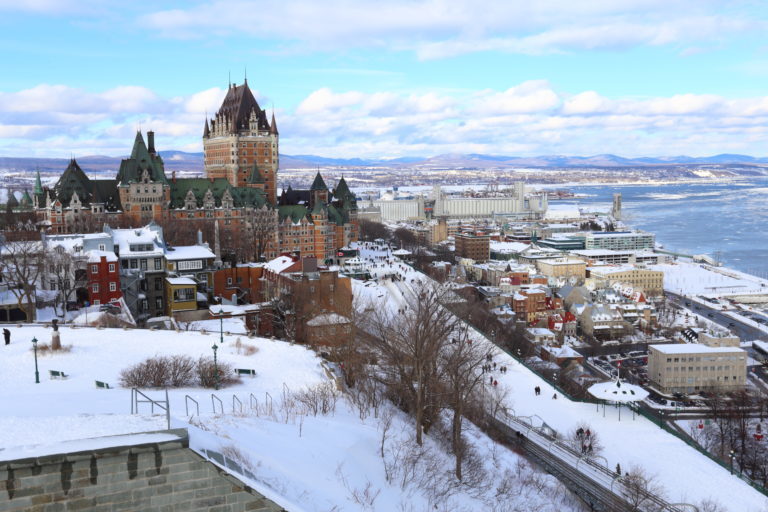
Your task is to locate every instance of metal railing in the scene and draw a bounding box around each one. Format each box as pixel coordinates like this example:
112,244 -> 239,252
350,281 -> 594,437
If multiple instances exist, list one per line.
211,393 -> 223,415
494,410 -> 696,512
130,388 -> 170,429
185,395 -> 199,417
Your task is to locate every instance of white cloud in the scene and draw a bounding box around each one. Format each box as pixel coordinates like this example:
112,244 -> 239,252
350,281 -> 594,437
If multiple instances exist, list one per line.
3,81 -> 768,158
138,1 -> 765,58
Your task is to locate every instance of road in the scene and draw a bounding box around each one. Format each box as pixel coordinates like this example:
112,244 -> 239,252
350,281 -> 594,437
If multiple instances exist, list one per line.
666,291 -> 768,343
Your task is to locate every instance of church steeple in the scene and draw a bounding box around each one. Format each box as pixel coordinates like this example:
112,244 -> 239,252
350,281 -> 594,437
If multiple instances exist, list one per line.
34,168 -> 43,195
270,111 -> 278,135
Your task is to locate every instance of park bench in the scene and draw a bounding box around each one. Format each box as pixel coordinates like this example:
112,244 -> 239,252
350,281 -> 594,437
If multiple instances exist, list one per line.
235,368 -> 256,377
95,380 -> 111,389
49,370 -> 68,379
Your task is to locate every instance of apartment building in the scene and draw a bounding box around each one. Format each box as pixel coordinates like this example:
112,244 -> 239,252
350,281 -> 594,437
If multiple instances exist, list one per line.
588,265 -> 664,296
648,344 -> 747,394
536,257 -> 587,281
584,231 -> 655,251
454,233 -> 490,262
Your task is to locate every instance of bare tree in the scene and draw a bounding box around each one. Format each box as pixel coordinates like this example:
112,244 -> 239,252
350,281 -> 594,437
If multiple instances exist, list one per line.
393,227 -> 417,250
45,246 -> 87,317
358,219 -> 390,242
248,206 -> 277,262
356,282 -> 458,445
620,464 -> 666,512
441,331 -> 491,480
0,237 -> 44,322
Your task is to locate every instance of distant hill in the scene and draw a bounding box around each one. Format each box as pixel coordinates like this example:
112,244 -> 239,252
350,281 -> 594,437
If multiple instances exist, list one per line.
2,151 -> 768,175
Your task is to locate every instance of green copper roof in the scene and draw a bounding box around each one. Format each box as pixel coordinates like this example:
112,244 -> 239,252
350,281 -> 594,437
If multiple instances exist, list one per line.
53,158 -> 92,206
310,172 -> 328,191
6,190 -> 18,207
278,204 -> 310,224
247,163 -> 265,184
117,132 -> 168,185
34,169 -> 43,195
20,189 -> 32,206
169,179 -> 266,209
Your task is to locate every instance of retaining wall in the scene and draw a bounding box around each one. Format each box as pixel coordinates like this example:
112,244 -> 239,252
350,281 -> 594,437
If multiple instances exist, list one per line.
0,429 -> 284,512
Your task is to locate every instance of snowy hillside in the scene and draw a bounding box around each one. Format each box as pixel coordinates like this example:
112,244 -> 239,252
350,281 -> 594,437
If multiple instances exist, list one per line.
0,325 -> 581,512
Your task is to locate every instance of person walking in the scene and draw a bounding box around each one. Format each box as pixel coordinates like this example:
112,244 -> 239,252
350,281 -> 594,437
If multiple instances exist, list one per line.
2,328 -> 9,345
616,463 -> 622,475
552,393 -> 558,399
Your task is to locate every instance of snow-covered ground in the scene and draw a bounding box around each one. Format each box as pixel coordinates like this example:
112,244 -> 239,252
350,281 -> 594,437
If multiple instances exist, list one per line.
0,324 -> 580,512
350,247 -> 768,511
651,260 -> 768,296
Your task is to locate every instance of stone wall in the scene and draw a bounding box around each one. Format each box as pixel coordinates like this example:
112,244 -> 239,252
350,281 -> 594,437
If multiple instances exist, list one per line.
0,429 -> 284,512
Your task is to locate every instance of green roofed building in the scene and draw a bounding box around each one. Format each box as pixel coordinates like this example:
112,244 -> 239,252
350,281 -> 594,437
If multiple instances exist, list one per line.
37,81 -> 359,261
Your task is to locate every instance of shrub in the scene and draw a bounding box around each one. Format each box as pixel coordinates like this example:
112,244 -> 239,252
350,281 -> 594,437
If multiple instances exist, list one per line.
197,356 -> 239,388
119,355 -> 197,388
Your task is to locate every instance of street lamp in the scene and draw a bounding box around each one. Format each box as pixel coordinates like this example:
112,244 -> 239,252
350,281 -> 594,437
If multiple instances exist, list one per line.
215,303 -> 225,346
659,410 -> 665,429
212,343 -> 220,391
729,450 -> 735,475
32,337 -> 39,384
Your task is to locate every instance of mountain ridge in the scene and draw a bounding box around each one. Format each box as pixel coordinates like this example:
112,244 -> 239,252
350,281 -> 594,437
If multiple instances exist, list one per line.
1,151 -> 767,173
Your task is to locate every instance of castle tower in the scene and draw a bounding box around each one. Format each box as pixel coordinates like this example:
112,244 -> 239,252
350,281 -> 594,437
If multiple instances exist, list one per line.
203,81 -> 279,204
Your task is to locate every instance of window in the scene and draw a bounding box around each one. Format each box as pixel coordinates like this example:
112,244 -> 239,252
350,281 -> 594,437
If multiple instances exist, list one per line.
227,277 -> 233,286
140,259 -> 148,270
155,278 -> 163,291
49,280 -> 56,290
93,299 -> 100,306
109,282 -> 117,292
173,288 -> 195,302
108,263 -> 115,273
155,297 -> 163,310
91,265 -> 98,274
154,258 -> 162,270
92,283 -> 99,293
130,259 -> 138,269
98,244 -> 106,251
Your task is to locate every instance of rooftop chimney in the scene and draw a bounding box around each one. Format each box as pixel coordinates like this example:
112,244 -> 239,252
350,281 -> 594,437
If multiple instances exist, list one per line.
147,131 -> 156,155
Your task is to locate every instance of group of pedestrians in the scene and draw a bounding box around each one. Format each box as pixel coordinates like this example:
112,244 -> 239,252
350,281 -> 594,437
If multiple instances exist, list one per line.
576,427 -> 593,455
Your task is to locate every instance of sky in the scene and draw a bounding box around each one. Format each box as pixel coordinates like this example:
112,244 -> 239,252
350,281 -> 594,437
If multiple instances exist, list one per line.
1,0 -> 768,159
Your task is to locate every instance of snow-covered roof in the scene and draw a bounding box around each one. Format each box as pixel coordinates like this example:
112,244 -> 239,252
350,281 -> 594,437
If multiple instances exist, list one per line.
166,245 -> 215,261
539,258 -> 585,266
86,250 -> 118,263
306,313 -> 351,326
588,379 -> 649,403
650,343 -> 745,355
110,227 -> 164,256
265,255 -> 296,274
166,277 -> 196,286
490,241 -> 528,254
526,327 -> 555,336
392,249 -> 412,256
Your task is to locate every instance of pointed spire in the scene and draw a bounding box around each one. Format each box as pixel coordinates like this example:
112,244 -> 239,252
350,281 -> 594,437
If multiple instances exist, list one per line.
310,171 -> 328,191
34,168 -> 43,195
203,118 -> 210,138
270,111 -> 278,135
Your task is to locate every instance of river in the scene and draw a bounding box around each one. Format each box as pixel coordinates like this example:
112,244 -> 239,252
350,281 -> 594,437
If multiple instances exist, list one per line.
559,177 -> 768,277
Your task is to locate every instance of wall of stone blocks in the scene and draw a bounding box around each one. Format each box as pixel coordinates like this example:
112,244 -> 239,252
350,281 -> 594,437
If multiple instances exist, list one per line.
0,429 -> 284,512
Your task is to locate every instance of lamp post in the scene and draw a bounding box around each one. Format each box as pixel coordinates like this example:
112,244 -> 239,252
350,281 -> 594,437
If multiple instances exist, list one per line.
32,337 -> 39,384
659,410 -> 665,429
217,305 -> 224,346
729,450 -> 735,475
212,343 -> 220,391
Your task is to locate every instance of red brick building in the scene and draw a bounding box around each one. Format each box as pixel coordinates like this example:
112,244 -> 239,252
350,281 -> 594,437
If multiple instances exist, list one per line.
86,252 -> 122,306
